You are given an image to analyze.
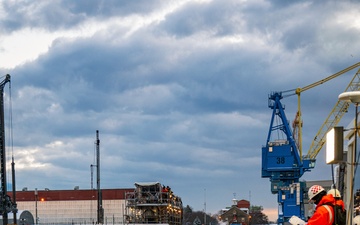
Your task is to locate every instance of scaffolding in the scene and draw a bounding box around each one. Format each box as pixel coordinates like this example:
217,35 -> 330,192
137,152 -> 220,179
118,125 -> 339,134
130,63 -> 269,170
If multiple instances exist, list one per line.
124,182 -> 183,225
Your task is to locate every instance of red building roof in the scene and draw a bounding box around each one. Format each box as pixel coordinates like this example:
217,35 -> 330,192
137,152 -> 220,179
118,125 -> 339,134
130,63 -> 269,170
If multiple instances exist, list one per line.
237,199 -> 250,209
9,188 -> 134,202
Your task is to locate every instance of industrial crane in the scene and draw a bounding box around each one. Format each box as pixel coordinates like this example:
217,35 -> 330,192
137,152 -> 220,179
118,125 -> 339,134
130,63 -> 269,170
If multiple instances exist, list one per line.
0,74 -> 17,225
262,62 -> 360,224
262,92 -> 314,224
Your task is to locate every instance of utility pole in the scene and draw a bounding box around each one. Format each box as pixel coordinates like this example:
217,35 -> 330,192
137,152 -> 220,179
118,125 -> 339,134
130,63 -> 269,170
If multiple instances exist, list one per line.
204,188 -> 206,225
35,188 -> 38,225
96,130 -> 104,224
11,156 -> 17,225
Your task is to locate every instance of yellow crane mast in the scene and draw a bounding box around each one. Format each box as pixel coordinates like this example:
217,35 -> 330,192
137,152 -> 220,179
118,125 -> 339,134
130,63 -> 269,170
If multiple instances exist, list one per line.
292,62 -> 360,159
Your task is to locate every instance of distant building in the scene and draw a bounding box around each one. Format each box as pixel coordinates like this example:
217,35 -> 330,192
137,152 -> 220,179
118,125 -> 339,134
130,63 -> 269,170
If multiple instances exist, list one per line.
236,200 -> 250,214
10,187 -> 133,224
219,199 -> 250,225
9,182 -> 182,225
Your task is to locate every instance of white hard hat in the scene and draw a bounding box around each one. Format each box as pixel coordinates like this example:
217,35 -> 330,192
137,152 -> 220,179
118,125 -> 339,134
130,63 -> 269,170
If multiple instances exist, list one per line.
308,185 -> 325,200
327,189 -> 341,198
353,215 -> 360,225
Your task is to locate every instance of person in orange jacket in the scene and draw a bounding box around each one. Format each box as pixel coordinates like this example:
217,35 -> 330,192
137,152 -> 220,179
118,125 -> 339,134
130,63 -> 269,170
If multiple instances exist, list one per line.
327,188 -> 345,210
306,185 -> 336,225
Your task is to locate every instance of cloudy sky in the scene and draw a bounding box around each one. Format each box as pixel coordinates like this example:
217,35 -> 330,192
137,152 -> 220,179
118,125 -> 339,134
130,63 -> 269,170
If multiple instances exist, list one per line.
1,0 -> 360,221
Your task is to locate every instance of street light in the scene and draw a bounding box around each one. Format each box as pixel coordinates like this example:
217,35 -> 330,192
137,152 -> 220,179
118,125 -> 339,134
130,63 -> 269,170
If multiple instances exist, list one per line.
338,90 -> 360,225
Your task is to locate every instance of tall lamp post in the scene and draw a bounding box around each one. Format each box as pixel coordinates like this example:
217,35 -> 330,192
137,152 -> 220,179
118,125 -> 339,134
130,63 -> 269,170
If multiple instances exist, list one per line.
338,91 -> 360,225
35,188 -> 38,225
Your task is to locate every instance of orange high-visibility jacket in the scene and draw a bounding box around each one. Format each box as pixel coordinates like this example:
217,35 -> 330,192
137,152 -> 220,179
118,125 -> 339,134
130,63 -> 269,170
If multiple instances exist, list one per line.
307,194 -> 335,225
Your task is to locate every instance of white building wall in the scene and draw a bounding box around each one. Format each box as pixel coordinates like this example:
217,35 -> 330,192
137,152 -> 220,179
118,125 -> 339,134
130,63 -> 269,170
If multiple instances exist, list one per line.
17,199 -> 126,224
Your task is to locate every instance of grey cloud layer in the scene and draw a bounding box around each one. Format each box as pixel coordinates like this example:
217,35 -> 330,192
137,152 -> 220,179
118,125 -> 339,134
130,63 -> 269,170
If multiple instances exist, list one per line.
0,0 -> 359,218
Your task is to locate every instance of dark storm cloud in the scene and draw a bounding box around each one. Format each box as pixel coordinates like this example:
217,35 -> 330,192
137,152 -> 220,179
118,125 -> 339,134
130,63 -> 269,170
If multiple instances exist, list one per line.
63,0 -> 166,17
159,1 -> 246,38
12,21 -> 270,117
1,0 -> 168,31
1,1 -> 85,31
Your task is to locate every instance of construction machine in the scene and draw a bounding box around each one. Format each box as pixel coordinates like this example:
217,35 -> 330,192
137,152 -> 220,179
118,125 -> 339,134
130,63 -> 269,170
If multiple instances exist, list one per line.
262,62 -> 360,224
124,182 -> 183,225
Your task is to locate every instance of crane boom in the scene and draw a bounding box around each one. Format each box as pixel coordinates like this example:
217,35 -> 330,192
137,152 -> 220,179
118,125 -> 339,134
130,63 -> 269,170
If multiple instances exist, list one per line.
293,62 -> 360,157
305,67 -> 360,159
295,62 -> 360,94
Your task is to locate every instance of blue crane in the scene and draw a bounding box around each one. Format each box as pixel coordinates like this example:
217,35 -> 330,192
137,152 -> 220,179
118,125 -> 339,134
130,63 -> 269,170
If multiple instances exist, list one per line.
261,92 -> 314,224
